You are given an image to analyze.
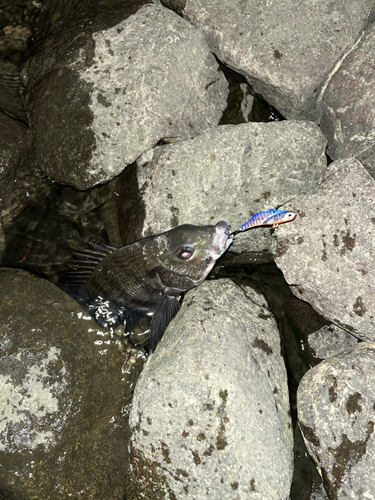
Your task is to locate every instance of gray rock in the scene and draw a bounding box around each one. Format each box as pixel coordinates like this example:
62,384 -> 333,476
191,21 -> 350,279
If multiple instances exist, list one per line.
135,120 -> 326,257
308,325 -> 361,362
160,0 -> 374,119
24,3 -> 228,189
274,157 -> 375,342
0,112 -> 45,230
0,268 -> 129,499
320,22 -> 375,178
297,343 -> 375,500
128,279 -> 293,499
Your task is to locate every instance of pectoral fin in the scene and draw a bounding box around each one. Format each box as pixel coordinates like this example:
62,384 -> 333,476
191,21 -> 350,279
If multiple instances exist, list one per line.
150,293 -> 181,352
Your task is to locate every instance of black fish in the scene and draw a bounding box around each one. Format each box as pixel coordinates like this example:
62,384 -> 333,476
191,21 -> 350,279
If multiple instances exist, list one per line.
65,222 -> 232,351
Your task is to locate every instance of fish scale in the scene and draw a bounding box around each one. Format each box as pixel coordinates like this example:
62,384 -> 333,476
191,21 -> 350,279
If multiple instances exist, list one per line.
64,222 -> 232,351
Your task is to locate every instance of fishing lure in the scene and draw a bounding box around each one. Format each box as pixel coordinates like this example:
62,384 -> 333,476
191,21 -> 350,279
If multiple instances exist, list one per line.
233,208 -> 297,235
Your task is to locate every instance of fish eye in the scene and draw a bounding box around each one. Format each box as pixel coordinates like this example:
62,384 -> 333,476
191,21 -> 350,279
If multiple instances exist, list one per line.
176,245 -> 194,260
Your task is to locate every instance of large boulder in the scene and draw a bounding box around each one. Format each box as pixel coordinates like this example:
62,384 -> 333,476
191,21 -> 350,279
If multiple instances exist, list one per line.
298,343 -> 375,499
320,22 -> 375,178
133,120 -> 326,256
128,279 -> 293,499
0,268 -> 130,499
274,157 -> 375,342
23,3 -> 228,189
161,0 -> 374,119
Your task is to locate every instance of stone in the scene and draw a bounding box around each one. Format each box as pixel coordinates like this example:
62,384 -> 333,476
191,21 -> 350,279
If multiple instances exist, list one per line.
128,279 -> 293,499
320,22 -> 375,178
161,0 -> 374,119
274,157 -> 375,342
134,120 -> 326,257
298,343 -> 375,499
23,3 -> 228,189
0,268 -> 129,499
308,324 -> 361,362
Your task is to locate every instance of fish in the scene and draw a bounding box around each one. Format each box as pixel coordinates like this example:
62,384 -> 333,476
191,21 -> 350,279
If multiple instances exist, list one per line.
235,208 -> 297,233
64,221 -> 233,351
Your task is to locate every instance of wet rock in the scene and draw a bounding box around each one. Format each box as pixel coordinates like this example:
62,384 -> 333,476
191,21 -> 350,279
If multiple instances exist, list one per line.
297,343 -> 375,499
0,268 -> 129,499
320,22 -> 375,178
274,157 -> 375,342
162,0 -> 374,119
128,279 -> 293,499
134,120 -> 326,257
23,3 -> 228,189
0,112 -> 45,230
308,325 -> 361,362
0,57 -> 26,121
0,6 -> 33,65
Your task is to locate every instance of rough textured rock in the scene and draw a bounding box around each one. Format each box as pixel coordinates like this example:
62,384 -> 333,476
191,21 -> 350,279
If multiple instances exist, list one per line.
0,112 -> 45,230
134,120 -> 326,257
161,0 -> 374,119
320,22 -> 375,178
0,1 -> 36,65
298,343 -> 375,500
128,279 -> 293,499
23,3 -> 228,189
274,158 -> 375,342
308,325 -> 361,362
0,268 -> 129,499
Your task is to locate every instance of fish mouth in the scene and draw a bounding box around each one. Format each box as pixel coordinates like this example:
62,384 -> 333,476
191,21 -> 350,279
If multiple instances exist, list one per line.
208,221 -> 233,260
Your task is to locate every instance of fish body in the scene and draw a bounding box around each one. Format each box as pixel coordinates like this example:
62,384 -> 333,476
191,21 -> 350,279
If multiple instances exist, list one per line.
65,221 -> 232,351
238,208 -> 296,231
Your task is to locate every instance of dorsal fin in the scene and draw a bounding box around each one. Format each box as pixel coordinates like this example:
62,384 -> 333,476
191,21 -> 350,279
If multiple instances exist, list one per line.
63,241 -> 114,297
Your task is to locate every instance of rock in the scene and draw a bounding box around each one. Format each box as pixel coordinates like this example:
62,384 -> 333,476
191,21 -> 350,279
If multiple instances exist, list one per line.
308,325 -> 361,362
23,3 -> 228,189
134,120 -> 326,257
297,343 -> 375,499
274,157 -> 375,342
320,22 -> 375,178
128,279 -> 293,499
0,268 -> 130,499
162,0 -> 374,119
0,56 -> 26,121
0,112 -> 45,231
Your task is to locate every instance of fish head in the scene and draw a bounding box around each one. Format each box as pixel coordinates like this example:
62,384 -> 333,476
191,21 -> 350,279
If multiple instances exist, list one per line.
142,221 -> 233,292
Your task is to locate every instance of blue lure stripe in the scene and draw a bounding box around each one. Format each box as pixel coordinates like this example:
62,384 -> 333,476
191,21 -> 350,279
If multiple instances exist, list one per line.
239,208 -> 296,231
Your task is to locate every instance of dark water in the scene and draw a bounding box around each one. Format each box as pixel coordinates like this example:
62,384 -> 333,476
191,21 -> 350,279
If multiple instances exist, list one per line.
2,181 -> 111,286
